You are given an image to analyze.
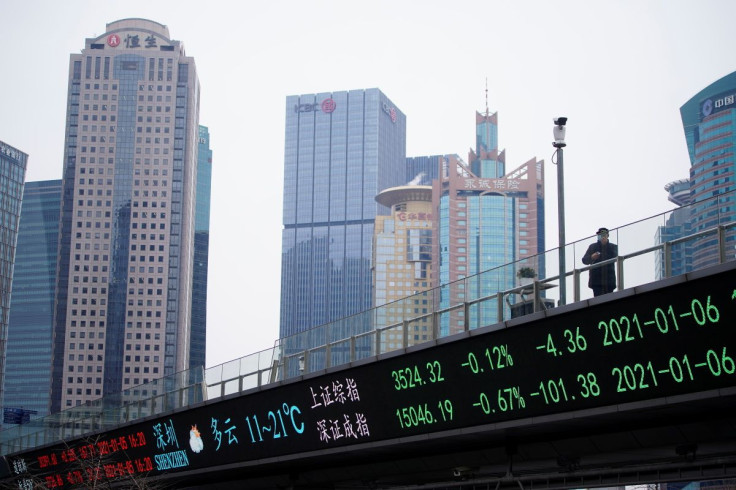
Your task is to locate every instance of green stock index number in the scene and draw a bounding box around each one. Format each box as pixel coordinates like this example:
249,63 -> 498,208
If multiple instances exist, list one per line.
391,361 -> 444,391
384,268 -> 736,437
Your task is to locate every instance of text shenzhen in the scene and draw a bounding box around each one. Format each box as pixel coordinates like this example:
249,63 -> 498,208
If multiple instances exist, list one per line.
294,98 -> 336,114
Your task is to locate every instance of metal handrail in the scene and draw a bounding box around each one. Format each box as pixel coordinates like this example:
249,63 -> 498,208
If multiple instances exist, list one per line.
270,221 -> 735,379
2,206 -> 735,454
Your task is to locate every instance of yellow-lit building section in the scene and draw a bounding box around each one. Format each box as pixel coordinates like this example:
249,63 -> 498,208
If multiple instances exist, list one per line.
373,186 -> 434,353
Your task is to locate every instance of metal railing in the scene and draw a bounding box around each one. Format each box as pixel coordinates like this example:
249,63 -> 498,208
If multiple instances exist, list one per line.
0,367 -> 206,455
209,194 -> 736,392
268,222 -> 734,381
2,192 -> 735,455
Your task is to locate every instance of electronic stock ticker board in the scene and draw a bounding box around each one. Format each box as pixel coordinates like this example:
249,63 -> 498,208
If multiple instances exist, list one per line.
6,265 -> 736,488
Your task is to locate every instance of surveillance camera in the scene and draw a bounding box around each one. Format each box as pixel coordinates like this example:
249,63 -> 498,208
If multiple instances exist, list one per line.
553,117 -> 567,147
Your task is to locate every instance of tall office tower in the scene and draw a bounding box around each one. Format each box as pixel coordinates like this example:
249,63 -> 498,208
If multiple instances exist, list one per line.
655,179 -> 693,280
50,19 -> 200,412
678,70 -> 736,271
433,111 -> 544,336
280,89 -> 406,340
190,125 -> 212,371
372,186 -> 434,352
0,141 -> 28,416
406,155 -> 441,186
4,180 -> 61,422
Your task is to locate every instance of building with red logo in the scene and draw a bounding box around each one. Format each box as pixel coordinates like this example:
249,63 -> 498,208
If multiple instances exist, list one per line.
280,89 -> 406,344
655,71 -> 736,280
47,19 -> 204,413
372,185 -> 434,351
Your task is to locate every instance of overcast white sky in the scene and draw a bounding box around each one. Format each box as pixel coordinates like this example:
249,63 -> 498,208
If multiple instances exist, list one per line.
1,0 -> 735,367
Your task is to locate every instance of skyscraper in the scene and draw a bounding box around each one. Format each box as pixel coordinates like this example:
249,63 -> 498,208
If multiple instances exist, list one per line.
432,111 -> 544,335
657,70 -> 736,279
50,18 -> 201,412
372,185 -> 434,352
190,125 -> 212,371
406,155 -> 441,186
655,179 -> 692,279
680,71 -> 736,269
280,89 -> 406,339
4,180 -> 61,421
0,141 -> 28,415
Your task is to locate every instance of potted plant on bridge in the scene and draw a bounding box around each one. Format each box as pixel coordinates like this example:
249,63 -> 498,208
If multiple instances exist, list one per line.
517,267 -> 536,286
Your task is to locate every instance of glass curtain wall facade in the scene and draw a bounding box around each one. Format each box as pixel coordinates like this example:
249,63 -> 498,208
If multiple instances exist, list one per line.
189,125 -> 211,371
0,141 -> 28,416
433,111 -> 544,336
51,19 -> 200,413
655,179 -> 692,279
672,70 -> 736,273
4,180 -> 61,422
280,89 -> 406,342
406,155 -> 441,186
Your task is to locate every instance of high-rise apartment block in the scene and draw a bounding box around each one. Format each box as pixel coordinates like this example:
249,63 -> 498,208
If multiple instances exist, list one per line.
4,180 -> 61,420
280,89 -> 406,339
50,18 -> 201,412
0,141 -> 28,414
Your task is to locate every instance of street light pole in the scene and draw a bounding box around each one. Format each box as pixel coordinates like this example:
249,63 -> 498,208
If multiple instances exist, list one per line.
553,117 -> 568,305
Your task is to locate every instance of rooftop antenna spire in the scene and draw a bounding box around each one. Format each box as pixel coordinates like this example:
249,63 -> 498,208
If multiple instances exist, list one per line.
485,77 -> 489,117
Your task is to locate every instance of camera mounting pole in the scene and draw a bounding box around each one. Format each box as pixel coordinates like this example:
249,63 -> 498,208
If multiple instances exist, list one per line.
553,117 -> 567,306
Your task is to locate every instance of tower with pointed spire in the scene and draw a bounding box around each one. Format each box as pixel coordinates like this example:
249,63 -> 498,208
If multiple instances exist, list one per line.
431,90 -> 546,335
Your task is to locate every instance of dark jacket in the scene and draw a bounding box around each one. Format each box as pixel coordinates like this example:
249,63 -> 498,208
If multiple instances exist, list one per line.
582,241 -> 618,290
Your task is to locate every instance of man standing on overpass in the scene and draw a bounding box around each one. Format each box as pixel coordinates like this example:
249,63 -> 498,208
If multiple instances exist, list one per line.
582,227 -> 618,296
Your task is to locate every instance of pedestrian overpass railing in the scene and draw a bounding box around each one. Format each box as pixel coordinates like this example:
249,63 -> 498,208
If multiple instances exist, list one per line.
2,193 -> 735,454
